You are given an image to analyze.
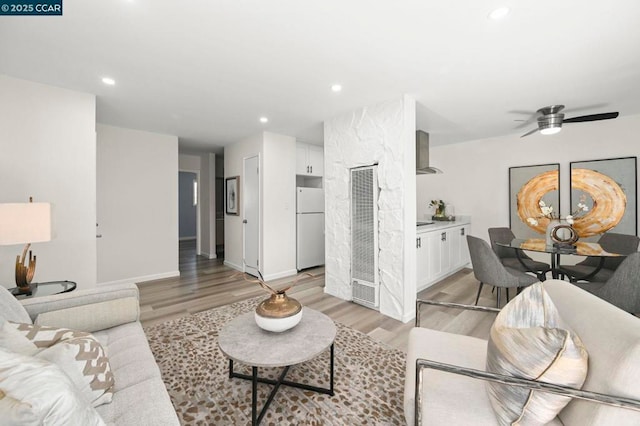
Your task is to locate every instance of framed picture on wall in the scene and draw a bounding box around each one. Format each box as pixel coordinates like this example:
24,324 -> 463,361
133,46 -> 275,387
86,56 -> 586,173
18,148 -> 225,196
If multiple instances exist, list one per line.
225,176 -> 240,216
509,163 -> 560,239
570,157 -> 637,238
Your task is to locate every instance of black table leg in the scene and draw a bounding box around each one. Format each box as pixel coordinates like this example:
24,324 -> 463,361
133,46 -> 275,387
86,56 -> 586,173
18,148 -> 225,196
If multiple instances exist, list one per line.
252,367 -> 258,425
514,249 -> 548,281
227,344 -> 335,425
329,343 -> 334,395
550,253 -> 558,279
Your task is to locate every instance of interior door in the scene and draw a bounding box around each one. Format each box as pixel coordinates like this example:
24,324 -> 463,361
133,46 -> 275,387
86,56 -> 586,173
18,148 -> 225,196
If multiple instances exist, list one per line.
243,155 -> 260,277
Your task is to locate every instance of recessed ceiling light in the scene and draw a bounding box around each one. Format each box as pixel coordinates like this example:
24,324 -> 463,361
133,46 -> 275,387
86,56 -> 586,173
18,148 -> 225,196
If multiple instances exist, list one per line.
488,7 -> 510,20
331,84 -> 342,92
259,117 -> 269,123
101,77 -> 116,86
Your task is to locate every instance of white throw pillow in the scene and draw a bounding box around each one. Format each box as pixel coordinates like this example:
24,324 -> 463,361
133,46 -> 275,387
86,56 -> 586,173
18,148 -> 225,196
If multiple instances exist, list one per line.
0,388 -> 39,426
0,347 -> 105,426
486,283 -> 589,425
0,321 -> 114,407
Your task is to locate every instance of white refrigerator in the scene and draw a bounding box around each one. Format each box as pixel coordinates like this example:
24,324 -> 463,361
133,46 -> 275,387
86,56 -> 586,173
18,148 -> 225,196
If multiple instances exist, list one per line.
296,187 -> 325,270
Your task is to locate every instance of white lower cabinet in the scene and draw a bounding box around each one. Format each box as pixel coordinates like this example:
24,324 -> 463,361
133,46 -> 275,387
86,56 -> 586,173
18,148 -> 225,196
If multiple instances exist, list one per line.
417,223 -> 471,292
416,235 -> 430,289
426,231 -> 445,279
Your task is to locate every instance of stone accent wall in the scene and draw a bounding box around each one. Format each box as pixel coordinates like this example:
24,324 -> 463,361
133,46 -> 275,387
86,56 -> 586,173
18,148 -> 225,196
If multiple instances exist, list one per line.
323,95 -> 416,322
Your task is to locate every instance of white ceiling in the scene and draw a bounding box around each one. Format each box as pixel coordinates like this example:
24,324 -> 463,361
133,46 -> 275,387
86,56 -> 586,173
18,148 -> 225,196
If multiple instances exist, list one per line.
2,1 -> 640,152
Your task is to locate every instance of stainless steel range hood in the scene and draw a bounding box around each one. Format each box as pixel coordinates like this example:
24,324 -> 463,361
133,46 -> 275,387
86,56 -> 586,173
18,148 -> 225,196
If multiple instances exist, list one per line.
416,130 -> 442,174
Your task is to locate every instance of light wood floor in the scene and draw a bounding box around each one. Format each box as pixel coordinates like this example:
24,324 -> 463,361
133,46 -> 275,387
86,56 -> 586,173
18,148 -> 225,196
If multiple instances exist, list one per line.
139,241 -> 501,352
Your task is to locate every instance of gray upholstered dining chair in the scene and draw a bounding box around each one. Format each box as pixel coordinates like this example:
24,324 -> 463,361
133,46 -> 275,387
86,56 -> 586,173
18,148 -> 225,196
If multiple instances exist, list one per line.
560,232 -> 640,282
573,252 -> 640,314
466,235 -> 540,308
488,227 -> 550,280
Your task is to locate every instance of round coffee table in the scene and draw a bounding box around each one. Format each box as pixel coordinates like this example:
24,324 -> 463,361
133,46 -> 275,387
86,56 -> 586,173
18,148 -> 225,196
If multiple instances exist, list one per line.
218,307 -> 336,425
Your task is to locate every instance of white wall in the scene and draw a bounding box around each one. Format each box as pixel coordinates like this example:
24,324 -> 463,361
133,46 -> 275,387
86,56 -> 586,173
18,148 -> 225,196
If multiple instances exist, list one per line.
324,95 -> 417,322
97,124 -> 179,284
179,154 -> 201,171
262,132 -> 297,280
223,131 -> 297,281
0,75 -> 97,289
417,114 -> 640,245
200,153 -> 216,259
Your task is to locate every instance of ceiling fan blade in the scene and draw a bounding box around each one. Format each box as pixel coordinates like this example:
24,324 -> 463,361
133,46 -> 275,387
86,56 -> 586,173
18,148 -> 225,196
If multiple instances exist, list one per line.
514,117 -> 537,129
563,112 -> 619,123
520,127 -> 540,138
508,109 -> 537,116
562,103 -> 608,115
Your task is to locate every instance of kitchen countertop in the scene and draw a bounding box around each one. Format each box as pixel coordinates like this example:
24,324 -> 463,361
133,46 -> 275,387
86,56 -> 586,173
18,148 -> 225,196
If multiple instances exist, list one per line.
417,216 -> 471,233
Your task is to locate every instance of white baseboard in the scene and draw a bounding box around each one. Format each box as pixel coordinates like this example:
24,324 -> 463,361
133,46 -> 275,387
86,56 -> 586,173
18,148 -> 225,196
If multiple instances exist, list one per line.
401,310 -> 416,324
200,251 -> 217,259
223,260 -> 243,272
416,265 -> 468,293
262,269 -> 297,282
324,286 -> 352,301
98,270 -> 180,286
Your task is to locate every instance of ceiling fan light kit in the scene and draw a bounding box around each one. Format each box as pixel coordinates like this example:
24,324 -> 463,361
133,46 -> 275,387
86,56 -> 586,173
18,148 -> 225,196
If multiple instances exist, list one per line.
520,104 -> 619,138
539,112 -> 564,135
540,126 -> 562,136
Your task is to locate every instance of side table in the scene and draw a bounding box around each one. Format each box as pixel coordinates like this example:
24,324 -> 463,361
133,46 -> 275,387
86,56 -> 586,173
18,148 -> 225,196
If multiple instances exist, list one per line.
9,280 -> 76,299
218,307 -> 336,425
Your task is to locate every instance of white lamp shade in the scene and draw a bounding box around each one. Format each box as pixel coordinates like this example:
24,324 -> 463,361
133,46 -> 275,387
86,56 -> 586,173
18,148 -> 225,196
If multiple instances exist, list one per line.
0,203 -> 52,245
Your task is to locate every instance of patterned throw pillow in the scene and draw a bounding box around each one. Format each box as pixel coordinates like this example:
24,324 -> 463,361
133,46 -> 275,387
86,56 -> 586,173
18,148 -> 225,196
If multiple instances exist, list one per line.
0,321 -> 114,407
486,283 -> 589,425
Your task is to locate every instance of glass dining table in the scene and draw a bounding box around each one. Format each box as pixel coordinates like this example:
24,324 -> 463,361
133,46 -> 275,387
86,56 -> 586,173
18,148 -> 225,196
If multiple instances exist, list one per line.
496,238 -> 625,281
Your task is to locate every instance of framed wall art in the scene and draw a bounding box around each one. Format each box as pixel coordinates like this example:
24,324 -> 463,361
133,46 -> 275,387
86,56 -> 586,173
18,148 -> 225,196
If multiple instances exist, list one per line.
225,176 -> 240,216
570,157 -> 637,237
509,163 -> 560,239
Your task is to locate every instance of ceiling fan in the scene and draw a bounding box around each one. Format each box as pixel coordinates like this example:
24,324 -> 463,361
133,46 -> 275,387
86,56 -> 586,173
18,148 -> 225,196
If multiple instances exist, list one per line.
520,105 -> 619,138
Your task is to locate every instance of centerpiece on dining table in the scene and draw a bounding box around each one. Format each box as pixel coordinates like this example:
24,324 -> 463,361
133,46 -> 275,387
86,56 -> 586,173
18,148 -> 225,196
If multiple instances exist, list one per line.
526,196 -> 590,247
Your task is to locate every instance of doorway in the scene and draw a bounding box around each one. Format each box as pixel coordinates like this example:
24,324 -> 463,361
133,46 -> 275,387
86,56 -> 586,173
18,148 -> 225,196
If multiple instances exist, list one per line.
178,170 -> 200,256
243,155 -> 260,277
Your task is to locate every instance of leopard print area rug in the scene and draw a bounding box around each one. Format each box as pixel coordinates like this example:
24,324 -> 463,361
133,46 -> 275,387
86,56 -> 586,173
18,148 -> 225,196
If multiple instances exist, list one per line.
144,297 -> 406,425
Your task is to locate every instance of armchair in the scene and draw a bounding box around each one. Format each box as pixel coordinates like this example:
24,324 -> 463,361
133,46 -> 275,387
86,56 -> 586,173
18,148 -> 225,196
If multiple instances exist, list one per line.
405,280 -> 640,425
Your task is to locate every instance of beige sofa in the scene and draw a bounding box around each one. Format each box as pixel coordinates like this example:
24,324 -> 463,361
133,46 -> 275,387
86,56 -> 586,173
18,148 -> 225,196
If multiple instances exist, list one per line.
0,282 -> 179,425
405,279 -> 640,425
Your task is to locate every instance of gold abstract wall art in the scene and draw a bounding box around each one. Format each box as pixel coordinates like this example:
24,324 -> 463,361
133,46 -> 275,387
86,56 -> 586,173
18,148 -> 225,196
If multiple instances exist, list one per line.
570,168 -> 626,237
509,158 -> 637,240
516,169 -> 560,234
570,157 -> 637,237
509,164 -> 560,239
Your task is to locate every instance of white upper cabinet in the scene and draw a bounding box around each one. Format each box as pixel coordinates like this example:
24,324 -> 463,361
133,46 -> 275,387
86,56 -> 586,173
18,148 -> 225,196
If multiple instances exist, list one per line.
296,142 -> 324,176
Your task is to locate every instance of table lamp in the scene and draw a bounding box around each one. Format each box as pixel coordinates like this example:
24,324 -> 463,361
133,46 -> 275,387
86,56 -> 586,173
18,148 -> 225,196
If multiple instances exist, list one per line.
0,198 -> 51,292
